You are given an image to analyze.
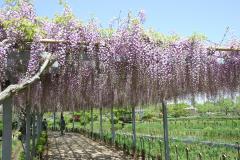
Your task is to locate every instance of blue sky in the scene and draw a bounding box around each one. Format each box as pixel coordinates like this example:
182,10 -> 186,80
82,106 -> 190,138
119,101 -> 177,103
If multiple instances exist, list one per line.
1,0 -> 240,42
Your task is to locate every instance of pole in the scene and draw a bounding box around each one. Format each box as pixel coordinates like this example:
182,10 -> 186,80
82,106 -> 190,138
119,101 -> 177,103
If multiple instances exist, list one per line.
132,106 -> 136,151
162,100 -> 170,160
72,111 -> 75,130
36,110 -> 41,140
111,106 -> 115,144
32,109 -> 36,157
2,97 -> 13,160
25,105 -> 31,160
40,113 -> 43,133
83,109 -> 86,130
53,112 -> 56,130
91,107 -> 93,138
99,107 -> 103,140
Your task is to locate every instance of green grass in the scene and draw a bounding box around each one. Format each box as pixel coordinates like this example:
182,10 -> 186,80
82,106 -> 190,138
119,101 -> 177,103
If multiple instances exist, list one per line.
44,111 -> 240,159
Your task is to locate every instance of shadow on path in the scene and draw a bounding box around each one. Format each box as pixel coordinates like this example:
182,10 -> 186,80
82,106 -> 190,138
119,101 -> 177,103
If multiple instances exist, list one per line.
44,132 -> 131,160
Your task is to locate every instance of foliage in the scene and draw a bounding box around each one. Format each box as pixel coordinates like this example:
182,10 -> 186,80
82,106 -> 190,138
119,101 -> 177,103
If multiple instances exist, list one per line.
217,98 -> 234,115
144,28 -> 180,43
18,151 -> 25,160
196,101 -> 217,113
142,112 -> 155,121
168,103 -> 190,118
36,131 -> 47,156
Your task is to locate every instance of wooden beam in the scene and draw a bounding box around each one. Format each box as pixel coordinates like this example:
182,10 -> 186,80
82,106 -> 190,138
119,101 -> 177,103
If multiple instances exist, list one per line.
0,53 -> 56,104
214,48 -> 240,52
3,38 -> 240,52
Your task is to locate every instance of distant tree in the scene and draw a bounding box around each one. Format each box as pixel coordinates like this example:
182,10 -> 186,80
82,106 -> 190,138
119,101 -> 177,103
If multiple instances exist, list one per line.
217,98 -> 234,115
168,103 -> 190,118
234,96 -> 240,115
196,101 -> 217,114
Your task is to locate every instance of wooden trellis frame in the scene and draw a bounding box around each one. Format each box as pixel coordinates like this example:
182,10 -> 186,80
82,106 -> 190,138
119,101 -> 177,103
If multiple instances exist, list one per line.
0,38 -> 239,160
0,52 -> 56,160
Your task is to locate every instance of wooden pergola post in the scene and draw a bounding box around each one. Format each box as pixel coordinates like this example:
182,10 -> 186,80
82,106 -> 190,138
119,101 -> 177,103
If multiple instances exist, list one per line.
2,97 -> 13,160
99,107 -> 103,140
25,104 -> 31,160
36,110 -> 42,140
72,111 -> 75,130
40,113 -> 43,133
111,106 -> 115,144
32,109 -> 36,157
0,52 -> 55,159
90,107 -> 93,138
162,100 -> 170,160
83,109 -> 86,130
132,106 -> 136,151
53,111 -> 56,130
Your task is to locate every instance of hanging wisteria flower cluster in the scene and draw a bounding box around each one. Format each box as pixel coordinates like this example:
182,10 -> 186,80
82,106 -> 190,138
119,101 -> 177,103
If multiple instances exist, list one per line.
0,1 -> 239,111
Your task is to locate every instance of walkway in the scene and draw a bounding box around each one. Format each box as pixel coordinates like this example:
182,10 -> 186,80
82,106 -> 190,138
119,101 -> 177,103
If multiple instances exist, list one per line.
44,132 -> 131,160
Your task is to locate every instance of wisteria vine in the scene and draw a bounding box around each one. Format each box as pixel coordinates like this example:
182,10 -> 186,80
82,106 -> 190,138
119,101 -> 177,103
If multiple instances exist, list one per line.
0,1 -> 239,111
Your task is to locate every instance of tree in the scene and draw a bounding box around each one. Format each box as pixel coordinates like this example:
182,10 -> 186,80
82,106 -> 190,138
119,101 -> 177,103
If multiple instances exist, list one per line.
217,98 -> 234,115
196,101 -> 217,114
168,103 -> 190,118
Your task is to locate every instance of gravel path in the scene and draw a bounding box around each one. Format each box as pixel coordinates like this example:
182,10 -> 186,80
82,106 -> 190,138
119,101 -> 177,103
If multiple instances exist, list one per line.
44,132 -> 131,160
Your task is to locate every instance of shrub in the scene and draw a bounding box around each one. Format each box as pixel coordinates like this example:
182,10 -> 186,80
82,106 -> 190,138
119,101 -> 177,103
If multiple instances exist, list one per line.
142,112 -> 154,121
19,151 -> 25,160
109,117 -> 119,124
168,103 -> 190,117
36,131 -> 48,157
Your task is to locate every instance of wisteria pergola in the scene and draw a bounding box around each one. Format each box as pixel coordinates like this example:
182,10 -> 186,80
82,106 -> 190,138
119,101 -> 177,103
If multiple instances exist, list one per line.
0,1 -> 240,160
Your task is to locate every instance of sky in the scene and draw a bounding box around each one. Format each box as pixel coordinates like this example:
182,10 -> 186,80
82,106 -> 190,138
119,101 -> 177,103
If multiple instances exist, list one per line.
1,0 -> 240,42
